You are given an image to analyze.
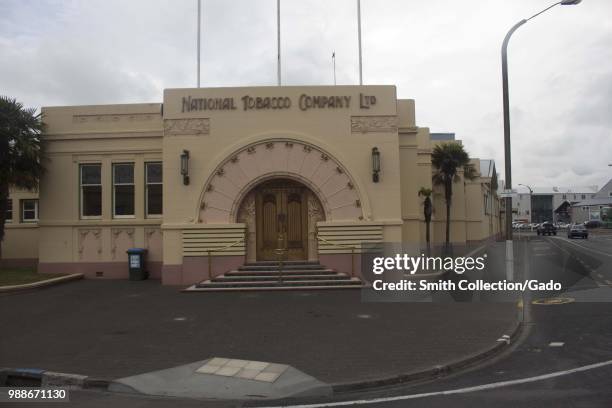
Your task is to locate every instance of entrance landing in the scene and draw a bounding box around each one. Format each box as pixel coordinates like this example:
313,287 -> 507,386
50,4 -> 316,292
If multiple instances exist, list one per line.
184,261 -> 362,292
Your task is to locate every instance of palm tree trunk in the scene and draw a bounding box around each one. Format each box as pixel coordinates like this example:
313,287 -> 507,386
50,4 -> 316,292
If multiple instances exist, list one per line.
444,179 -> 452,248
445,199 -> 451,246
0,182 -> 8,260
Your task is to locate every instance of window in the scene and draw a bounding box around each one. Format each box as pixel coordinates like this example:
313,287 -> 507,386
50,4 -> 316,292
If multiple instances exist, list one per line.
113,163 -> 134,217
80,164 -> 102,218
21,199 -> 38,222
5,199 -> 12,223
581,194 -> 586,200
145,162 -> 162,217
562,194 -> 567,200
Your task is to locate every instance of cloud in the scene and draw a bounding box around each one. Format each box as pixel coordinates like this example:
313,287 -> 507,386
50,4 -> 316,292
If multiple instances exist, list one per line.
0,0 -> 610,189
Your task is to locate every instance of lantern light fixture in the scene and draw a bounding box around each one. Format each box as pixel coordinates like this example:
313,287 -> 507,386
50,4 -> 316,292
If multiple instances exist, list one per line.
180,149 -> 190,185
371,147 -> 381,183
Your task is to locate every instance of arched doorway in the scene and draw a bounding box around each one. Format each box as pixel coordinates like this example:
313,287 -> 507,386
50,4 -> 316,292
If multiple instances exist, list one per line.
237,178 -> 325,262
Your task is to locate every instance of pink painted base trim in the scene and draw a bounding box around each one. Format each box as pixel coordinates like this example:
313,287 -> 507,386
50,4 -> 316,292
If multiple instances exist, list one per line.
182,255 -> 244,285
0,258 -> 38,270
38,261 -> 162,280
319,254 -> 363,278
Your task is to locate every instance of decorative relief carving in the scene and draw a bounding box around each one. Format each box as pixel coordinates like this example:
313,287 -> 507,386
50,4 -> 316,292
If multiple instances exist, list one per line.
144,228 -> 160,247
351,116 -> 398,133
110,228 -> 135,259
265,142 -> 274,149
201,139 -> 365,224
237,193 -> 256,225
164,118 -> 210,135
307,194 -> 324,221
78,228 -> 102,260
216,168 -> 225,176
73,113 -> 156,124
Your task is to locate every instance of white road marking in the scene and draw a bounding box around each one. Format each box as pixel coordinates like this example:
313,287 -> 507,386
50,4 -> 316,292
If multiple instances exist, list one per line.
264,359 -> 612,408
552,237 -> 612,258
549,342 -> 564,347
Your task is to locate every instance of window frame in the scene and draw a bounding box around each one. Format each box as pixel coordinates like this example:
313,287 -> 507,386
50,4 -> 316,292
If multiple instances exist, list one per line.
145,162 -> 163,218
5,199 -> 12,223
21,199 -> 38,222
80,163 -> 103,219
112,162 -> 135,219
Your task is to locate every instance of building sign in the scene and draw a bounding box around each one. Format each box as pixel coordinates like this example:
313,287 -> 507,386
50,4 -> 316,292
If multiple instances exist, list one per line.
181,93 -> 377,113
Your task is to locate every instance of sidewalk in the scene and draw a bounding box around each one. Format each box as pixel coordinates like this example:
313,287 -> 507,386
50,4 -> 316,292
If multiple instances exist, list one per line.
0,275 -> 518,391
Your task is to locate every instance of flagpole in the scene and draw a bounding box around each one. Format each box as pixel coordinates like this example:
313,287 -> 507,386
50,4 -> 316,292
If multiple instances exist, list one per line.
332,52 -> 336,85
277,0 -> 281,86
197,0 -> 201,88
357,0 -> 363,85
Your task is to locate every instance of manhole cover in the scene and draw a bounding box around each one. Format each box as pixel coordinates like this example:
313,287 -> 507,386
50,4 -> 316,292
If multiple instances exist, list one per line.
532,297 -> 574,305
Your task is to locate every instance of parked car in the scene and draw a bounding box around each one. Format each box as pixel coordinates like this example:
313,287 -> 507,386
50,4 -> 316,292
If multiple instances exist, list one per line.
568,224 -> 588,239
537,222 -> 557,236
584,220 -> 602,229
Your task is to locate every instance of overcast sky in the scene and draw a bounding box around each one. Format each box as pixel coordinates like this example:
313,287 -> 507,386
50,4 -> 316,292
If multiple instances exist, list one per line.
1,0 -> 611,189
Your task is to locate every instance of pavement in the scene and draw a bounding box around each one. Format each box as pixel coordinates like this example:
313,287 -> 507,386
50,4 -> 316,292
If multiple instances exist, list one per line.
0,242 -> 518,401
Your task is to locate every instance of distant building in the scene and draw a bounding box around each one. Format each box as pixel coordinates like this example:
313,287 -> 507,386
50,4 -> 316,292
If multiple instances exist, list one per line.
571,178 -> 612,224
512,185 -> 599,224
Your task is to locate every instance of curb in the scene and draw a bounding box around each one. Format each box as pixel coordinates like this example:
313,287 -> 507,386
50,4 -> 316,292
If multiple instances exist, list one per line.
331,319 -> 522,393
0,320 -> 522,398
0,273 -> 83,293
0,368 -> 111,390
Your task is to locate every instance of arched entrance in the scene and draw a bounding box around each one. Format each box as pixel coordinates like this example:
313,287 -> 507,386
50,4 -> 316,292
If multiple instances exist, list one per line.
236,178 -> 325,262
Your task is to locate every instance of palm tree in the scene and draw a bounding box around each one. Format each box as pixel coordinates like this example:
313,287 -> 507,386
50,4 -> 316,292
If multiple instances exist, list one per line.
0,97 -> 44,253
418,187 -> 433,254
431,143 -> 477,248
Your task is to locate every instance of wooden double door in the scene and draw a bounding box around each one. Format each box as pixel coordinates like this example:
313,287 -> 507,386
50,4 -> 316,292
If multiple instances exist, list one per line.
256,179 -> 308,261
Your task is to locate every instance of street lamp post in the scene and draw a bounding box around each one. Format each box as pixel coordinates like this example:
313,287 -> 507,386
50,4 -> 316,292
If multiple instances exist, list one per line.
501,0 -> 581,280
518,184 -> 534,231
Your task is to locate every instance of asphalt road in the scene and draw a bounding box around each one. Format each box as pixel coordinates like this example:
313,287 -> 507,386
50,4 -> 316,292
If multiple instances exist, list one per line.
4,232 -> 612,407
255,232 -> 612,408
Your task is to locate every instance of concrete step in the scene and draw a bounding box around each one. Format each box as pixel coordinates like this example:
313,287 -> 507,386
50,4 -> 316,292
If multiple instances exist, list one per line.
226,269 -> 337,277
184,282 -> 364,292
243,260 -> 320,266
213,273 -> 349,282
194,277 -> 363,290
238,264 -> 326,271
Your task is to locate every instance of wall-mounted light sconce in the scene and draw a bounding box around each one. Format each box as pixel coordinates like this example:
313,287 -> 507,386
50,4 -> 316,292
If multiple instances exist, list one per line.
371,147 -> 381,182
180,149 -> 190,185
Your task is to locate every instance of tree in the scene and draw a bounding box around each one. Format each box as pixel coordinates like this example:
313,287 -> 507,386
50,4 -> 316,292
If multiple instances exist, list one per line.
418,187 -> 433,254
431,143 -> 477,248
0,97 -> 44,251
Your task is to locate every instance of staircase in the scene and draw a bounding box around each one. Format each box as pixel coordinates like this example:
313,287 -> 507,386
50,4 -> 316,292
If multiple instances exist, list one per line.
184,261 -> 363,292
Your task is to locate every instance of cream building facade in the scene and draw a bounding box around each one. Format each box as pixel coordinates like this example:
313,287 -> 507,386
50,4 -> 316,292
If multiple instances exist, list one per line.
1,86 -> 501,286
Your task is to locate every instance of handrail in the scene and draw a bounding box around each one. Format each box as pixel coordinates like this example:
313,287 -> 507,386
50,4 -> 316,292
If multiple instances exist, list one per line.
315,231 -> 358,278
206,235 -> 246,280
